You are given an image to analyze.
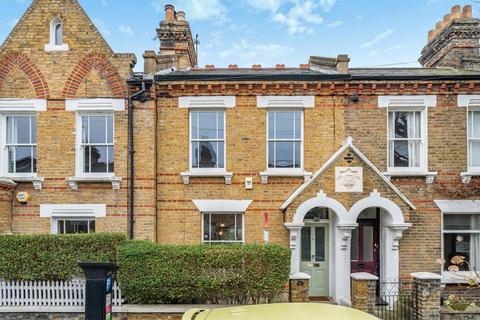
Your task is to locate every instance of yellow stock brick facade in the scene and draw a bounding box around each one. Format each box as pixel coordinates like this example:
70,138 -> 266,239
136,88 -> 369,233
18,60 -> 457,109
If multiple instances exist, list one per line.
1,0 -> 480,303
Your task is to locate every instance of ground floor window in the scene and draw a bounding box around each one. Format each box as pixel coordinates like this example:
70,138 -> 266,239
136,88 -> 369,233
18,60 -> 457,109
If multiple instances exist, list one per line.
443,213 -> 480,271
202,213 -> 243,244
54,218 -> 96,234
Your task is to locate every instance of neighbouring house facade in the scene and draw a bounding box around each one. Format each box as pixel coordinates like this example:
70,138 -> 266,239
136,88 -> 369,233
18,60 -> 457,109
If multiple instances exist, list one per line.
1,0 -> 480,306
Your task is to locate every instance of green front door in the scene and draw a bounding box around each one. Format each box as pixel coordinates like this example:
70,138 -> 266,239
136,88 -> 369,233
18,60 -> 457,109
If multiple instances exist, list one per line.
300,224 -> 329,297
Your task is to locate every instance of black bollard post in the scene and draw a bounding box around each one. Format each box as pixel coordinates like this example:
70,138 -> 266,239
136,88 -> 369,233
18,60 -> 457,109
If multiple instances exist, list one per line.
78,262 -> 118,320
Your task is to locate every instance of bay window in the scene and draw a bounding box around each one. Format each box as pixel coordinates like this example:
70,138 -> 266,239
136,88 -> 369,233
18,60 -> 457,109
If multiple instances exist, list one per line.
54,218 -> 96,234
443,213 -> 480,271
202,212 -> 243,244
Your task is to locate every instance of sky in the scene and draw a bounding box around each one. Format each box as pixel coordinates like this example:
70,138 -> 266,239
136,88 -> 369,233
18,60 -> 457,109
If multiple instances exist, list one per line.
0,0 -> 477,71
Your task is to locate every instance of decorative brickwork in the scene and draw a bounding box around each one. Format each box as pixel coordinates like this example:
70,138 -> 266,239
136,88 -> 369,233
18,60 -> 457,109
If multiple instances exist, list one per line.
0,52 -> 50,99
62,52 -> 127,99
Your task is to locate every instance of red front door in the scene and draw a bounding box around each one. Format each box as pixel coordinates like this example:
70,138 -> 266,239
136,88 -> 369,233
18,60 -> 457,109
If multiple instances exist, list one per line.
351,218 -> 379,275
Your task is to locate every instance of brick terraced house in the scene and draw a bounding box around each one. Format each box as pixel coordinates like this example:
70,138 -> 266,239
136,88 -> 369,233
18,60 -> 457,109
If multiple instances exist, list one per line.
1,0 -> 480,305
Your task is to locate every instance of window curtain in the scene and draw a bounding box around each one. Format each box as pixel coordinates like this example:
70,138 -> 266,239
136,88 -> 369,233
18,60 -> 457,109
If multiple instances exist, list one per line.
470,215 -> 480,269
407,111 -> 421,167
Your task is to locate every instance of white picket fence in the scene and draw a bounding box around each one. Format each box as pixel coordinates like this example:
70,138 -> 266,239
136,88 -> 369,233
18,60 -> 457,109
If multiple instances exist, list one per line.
0,279 -> 123,307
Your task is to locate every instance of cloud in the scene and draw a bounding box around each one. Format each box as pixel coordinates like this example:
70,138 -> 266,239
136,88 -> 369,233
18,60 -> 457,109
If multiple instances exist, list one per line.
218,39 -> 294,66
151,0 -> 228,23
119,25 -> 133,36
92,18 -> 111,36
360,29 -> 393,48
368,44 -> 410,56
327,20 -> 343,28
101,0 -> 107,6
319,0 -> 337,12
243,0 -> 325,35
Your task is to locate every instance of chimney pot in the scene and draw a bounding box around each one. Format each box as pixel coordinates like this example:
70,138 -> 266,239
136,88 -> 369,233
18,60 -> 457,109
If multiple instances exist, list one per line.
443,14 -> 451,24
299,64 -> 310,70
435,21 -> 444,32
462,5 -> 473,18
428,29 -> 435,41
176,11 -> 186,21
228,64 -> 238,69
165,4 -> 175,22
451,5 -> 461,19
252,64 -> 262,69
205,64 -> 215,69
275,64 -> 285,69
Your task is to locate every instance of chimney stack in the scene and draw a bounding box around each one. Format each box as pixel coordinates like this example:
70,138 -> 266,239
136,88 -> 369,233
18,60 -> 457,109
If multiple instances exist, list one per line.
419,4 -> 480,69
154,4 -> 197,70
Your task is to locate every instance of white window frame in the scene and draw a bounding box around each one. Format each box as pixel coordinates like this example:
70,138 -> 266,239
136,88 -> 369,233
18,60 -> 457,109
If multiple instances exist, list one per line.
201,212 -> 245,244
0,113 -> 37,178
189,109 -> 227,174
265,109 -> 304,174
52,217 -> 96,234
0,100 -> 46,188
257,96 -> 313,184
75,112 -> 115,178
179,96 -> 235,185
45,16 -> 69,52
387,107 -> 428,173
441,212 -> 480,283
467,108 -> 480,173
379,96 -> 437,182
436,200 -> 480,283
458,95 -> 480,183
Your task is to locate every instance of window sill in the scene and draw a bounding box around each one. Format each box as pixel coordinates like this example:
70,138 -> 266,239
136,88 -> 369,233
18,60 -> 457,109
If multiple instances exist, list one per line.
44,43 -> 69,52
260,170 -> 312,184
66,176 -> 121,190
383,171 -> 438,184
4,176 -> 44,190
442,271 -> 479,284
460,172 -> 480,184
180,171 -> 233,185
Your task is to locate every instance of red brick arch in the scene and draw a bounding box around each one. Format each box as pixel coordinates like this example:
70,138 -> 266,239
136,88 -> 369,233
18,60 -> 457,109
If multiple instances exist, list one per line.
0,52 -> 50,99
62,52 -> 127,98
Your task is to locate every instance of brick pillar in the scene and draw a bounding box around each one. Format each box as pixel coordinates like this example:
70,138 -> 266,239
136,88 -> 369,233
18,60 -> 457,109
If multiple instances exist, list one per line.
411,272 -> 442,320
351,272 -> 378,314
289,274 -> 310,302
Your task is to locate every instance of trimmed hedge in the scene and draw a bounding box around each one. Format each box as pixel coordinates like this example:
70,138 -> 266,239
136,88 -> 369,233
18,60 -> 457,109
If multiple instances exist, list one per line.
117,241 -> 291,304
0,233 -> 126,280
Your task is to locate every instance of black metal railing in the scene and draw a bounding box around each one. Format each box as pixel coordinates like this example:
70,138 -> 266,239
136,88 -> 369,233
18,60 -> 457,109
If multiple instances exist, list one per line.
375,280 -> 416,320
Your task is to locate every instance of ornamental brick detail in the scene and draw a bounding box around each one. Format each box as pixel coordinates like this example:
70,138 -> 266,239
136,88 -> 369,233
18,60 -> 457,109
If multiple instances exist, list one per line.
62,52 -> 127,99
0,52 -> 50,99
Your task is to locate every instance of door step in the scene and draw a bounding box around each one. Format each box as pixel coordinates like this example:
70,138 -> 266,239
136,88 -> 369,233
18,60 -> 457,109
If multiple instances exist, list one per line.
309,296 -> 336,304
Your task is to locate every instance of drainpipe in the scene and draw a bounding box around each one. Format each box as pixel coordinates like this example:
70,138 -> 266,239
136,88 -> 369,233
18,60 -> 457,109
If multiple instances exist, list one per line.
128,81 -> 146,240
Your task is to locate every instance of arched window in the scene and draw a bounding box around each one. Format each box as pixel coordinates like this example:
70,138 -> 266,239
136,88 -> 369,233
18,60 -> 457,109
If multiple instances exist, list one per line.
45,16 -> 68,52
54,22 -> 62,46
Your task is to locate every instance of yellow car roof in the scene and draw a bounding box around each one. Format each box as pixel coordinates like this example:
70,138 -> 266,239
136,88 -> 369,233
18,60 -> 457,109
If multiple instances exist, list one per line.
182,303 -> 378,320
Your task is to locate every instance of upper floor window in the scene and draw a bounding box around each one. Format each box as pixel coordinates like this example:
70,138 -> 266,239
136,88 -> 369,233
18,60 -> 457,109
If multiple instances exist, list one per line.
468,110 -> 480,170
45,16 -> 69,52
387,109 -> 426,171
80,114 -> 114,174
54,22 -> 62,46
190,111 -> 225,170
6,115 -> 36,174
267,111 -> 302,169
